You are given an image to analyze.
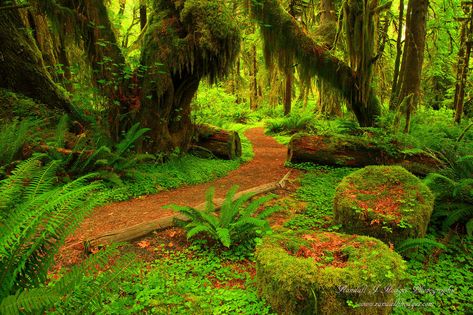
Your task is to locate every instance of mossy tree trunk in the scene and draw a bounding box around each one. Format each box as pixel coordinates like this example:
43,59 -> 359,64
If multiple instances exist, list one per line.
393,0 -> 429,133
250,0 -> 382,127
137,0 -> 240,153
0,6 -> 84,122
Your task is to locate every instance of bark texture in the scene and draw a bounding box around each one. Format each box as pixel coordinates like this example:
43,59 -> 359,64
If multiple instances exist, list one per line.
0,7 -> 83,122
287,134 -> 444,175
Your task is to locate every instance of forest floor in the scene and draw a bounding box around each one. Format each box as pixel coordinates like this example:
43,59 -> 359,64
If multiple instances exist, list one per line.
56,127 -> 300,267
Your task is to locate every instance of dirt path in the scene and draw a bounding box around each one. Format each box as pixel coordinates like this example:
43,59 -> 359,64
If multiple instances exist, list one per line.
63,128 -> 290,254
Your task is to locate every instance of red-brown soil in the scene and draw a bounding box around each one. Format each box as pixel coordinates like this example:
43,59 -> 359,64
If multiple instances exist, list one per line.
57,128 -> 296,266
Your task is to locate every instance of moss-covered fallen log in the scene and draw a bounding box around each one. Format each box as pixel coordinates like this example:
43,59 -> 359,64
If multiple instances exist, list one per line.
287,134 -> 444,175
192,125 -> 242,160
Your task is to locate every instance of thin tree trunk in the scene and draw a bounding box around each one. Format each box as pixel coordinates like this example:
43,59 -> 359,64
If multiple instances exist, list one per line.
250,44 -> 258,110
454,5 -> 473,124
284,70 -> 292,115
139,0 -> 147,30
119,0 -> 126,15
389,0 -> 404,110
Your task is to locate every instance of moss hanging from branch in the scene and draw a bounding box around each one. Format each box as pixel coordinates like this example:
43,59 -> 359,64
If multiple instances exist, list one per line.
138,0 -> 241,152
249,0 -> 382,127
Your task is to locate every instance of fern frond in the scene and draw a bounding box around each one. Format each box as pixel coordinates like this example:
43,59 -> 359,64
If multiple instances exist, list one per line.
186,225 -> 214,239
241,194 -> 275,218
205,186 -> 216,213
216,228 -> 231,248
466,218 -> 473,237
115,123 -> 150,157
396,238 -> 446,253
257,205 -> 282,219
442,206 -> 473,230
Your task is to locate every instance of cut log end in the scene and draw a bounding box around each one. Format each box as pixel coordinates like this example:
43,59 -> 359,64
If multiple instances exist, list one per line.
193,124 -> 242,160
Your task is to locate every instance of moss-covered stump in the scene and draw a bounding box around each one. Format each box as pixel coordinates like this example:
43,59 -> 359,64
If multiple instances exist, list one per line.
334,166 -> 434,244
256,231 -> 406,315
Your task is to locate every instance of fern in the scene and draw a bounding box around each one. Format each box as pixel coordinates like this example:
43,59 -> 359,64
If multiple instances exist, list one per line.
0,247 -> 126,315
170,186 -> 280,248
0,119 -> 38,167
0,158 -> 108,297
396,238 -> 447,254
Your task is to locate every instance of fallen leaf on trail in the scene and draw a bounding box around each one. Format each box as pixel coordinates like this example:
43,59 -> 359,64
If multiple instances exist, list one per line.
137,240 -> 150,248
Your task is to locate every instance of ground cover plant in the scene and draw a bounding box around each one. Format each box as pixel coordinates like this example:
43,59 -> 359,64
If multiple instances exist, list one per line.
0,0 -> 472,314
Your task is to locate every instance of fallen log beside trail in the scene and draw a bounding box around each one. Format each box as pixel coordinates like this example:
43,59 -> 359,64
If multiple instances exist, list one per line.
86,171 -> 291,246
192,124 -> 242,160
287,134 -> 444,175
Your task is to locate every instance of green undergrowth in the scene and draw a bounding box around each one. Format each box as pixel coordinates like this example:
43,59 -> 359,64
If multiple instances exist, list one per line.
285,164 -> 354,230
393,235 -> 473,315
52,245 -> 274,314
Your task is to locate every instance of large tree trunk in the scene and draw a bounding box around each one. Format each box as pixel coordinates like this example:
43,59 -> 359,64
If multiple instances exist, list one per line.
394,0 -> 429,132
287,134 -> 444,175
0,7 -> 84,122
137,1 -> 240,153
250,0 -> 381,127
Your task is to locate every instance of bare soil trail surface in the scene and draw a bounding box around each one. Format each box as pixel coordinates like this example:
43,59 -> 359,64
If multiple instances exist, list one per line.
59,128 -> 293,265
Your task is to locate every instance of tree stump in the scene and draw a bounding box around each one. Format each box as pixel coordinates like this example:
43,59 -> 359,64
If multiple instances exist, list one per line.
256,230 -> 406,315
192,124 -> 242,160
334,166 -> 435,244
287,134 -> 444,175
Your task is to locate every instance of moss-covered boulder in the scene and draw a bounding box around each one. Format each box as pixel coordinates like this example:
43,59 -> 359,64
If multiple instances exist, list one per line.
256,231 -> 406,315
334,166 -> 434,244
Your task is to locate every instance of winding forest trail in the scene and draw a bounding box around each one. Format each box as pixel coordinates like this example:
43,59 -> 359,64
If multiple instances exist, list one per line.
60,128 -> 292,263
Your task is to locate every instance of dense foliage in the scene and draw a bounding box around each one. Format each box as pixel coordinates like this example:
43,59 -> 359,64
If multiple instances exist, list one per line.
0,0 -> 472,313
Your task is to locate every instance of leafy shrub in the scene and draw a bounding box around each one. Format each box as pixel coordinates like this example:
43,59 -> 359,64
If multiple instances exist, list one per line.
170,186 -> 279,248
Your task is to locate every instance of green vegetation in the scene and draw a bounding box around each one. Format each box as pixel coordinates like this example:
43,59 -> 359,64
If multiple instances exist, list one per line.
256,230 -> 406,314
334,166 -> 435,244
0,0 -> 472,313
171,186 -> 279,248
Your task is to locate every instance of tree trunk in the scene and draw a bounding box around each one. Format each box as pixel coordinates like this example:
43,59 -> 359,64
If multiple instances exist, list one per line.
287,134 -> 444,175
389,0 -> 405,110
250,44 -> 258,110
139,0 -> 147,30
192,125 -> 242,160
454,5 -> 473,124
251,0 -> 381,127
394,0 -> 429,132
0,7 -> 84,122
284,70 -> 292,115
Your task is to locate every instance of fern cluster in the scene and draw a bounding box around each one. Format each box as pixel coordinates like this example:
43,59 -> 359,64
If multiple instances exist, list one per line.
0,156 -> 116,314
0,119 -> 39,168
424,155 -> 473,235
170,186 -> 279,248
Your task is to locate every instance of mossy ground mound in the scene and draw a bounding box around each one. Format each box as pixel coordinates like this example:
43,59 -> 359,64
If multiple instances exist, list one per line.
334,166 -> 434,244
256,230 -> 406,315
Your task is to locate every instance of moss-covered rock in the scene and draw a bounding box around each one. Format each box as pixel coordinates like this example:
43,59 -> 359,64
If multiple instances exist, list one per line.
334,166 -> 434,244
256,230 -> 406,315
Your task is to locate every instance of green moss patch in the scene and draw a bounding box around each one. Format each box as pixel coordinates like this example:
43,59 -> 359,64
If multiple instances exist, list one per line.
256,230 -> 406,314
334,166 -> 434,244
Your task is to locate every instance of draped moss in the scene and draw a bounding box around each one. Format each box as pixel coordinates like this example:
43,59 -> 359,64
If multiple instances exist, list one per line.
249,0 -> 381,127
139,0 -> 241,152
